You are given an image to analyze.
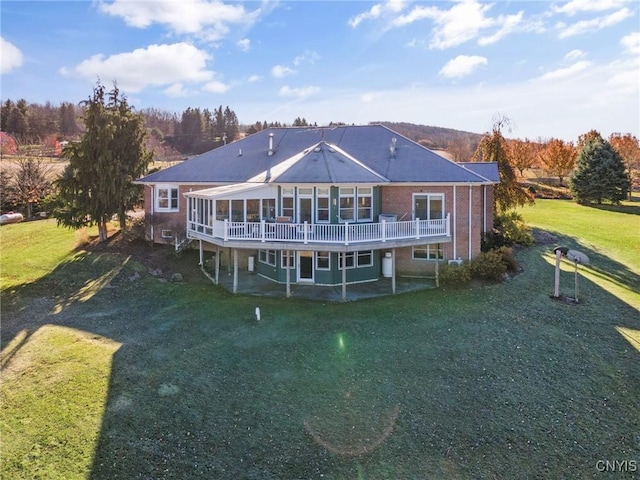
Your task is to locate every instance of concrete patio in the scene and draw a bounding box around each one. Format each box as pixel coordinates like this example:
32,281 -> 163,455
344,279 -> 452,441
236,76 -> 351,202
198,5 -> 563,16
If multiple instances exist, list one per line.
202,265 -> 436,302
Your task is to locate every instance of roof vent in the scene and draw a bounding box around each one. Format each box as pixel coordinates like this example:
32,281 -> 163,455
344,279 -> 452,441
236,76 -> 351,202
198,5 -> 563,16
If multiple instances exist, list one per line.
313,146 -> 321,153
238,148 -> 242,156
390,137 -> 397,157
268,133 -> 274,156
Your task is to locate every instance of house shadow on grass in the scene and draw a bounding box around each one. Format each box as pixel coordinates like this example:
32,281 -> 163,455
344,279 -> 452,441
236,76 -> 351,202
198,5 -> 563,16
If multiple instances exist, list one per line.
2,236 -> 640,479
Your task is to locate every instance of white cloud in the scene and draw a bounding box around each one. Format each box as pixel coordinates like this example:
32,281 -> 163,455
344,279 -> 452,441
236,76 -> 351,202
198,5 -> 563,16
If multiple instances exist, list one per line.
293,50 -> 320,66
439,55 -> 488,79
552,0 -> 631,16
348,0 -> 406,28
203,80 -> 230,93
271,65 -> 296,78
279,85 -> 320,98
65,43 -> 214,93
237,38 -> 251,52
478,11 -> 524,46
391,0 -> 523,50
164,83 -> 188,97
98,0 -> 262,41
361,92 -> 376,103
1,37 -> 24,74
247,74 -> 262,83
564,49 -> 586,60
621,32 -> 640,55
539,60 -> 592,80
557,8 -> 632,38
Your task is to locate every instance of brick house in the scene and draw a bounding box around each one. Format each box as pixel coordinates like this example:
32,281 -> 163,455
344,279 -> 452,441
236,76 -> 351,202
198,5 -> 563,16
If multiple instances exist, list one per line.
136,125 -> 498,299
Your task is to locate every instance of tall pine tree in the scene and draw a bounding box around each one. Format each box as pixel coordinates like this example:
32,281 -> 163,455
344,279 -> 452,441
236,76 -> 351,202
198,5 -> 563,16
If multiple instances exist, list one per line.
570,131 -> 631,205
53,82 -> 151,241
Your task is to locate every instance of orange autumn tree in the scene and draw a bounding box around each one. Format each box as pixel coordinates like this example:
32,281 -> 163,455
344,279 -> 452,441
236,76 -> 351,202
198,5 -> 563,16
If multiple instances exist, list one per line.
539,138 -> 577,186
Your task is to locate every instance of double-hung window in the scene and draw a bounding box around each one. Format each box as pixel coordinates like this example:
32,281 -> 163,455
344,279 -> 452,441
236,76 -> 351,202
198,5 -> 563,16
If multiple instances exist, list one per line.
316,188 -> 330,222
281,187 -> 294,219
339,188 -> 355,221
413,194 -> 444,221
357,188 -> 372,221
156,185 -> 179,211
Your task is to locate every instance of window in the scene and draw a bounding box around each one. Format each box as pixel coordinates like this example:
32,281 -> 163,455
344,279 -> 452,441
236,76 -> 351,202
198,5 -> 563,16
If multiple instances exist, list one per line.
231,200 -> 244,222
161,229 -> 173,238
282,187 -> 294,219
339,187 -> 355,221
281,251 -> 294,269
316,251 -> 330,270
216,200 -> 229,220
413,245 -> 444,261
316,188 -> 330,222
262,199 -> 276,221
413,194 -> 444,220
247,199 -> 260,222
259,249 -> 276,266
339,252 -> 355,269
357,187 -> 372,221
157,185 -> 179,211
357,250 -> 373,267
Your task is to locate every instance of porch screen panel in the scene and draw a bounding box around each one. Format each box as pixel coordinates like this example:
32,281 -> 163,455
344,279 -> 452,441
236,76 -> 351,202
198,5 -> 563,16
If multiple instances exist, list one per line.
216,200 -> 229,220
247,199 -> 260,222
262,199 -> 275,221
231,199 -> 244,222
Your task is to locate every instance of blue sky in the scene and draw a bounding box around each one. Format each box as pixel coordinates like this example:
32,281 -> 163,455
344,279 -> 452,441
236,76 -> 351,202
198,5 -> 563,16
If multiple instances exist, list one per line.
1,0 -> 638,141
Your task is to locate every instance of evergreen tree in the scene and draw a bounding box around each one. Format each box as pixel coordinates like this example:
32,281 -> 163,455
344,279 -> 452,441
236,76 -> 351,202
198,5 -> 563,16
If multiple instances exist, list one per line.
570,131 -> 631,204
53,82 -> 151,241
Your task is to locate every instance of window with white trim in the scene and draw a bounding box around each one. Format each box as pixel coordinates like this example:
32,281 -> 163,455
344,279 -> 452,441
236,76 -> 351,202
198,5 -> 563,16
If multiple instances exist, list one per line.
281,251 -> 294,269
413,194 -> 444,220
339,187 -> 355,221
282,187 -> 294,219
316,251 -> 330,270
316,188 -> 330,222
259,249 -> 276,266
156,185 -> 179,211
339,252 -> 355,269
413,244 -> 444,261
357,250 -> 373,267
357,187 -> 372,221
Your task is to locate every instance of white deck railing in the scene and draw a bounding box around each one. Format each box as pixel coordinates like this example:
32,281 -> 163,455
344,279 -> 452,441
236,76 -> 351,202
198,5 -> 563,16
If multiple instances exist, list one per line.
187,214 -> 450,245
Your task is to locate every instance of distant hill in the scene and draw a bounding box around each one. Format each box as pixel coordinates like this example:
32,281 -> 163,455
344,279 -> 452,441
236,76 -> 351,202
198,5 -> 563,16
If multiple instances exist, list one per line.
373,121 -> 483,161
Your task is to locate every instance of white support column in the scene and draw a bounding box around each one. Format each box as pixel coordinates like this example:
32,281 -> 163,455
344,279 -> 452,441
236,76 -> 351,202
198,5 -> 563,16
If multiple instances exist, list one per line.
435,244 -> 440,288
285,250 -> 291,298
199,240 -> 203,266
215,246 -> 220,285
391,248 -> 396,295
261,219 -> 266,242
341,253 -> 347,302
232,249 -> 238,294
382,219 -> 386,242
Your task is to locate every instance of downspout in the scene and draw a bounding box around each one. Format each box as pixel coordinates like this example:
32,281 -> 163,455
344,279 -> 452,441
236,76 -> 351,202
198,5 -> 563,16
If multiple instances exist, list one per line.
483,185 -> 487,233
452,185 -> 457,260
468,184 -> 472,261
148,185 -> 155,242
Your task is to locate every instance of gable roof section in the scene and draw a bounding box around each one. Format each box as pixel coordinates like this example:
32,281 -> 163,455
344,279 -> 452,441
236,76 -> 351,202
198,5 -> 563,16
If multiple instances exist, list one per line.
458,162 -> 500,183
138,125 -> 493,185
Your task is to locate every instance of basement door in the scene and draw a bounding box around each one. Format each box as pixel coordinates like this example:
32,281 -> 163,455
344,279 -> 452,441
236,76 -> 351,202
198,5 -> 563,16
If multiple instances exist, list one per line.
297,251 -> 314,283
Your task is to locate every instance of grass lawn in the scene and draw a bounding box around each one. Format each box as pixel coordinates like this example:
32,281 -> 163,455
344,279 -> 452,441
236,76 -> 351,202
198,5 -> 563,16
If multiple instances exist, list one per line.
1,207 -> 639,479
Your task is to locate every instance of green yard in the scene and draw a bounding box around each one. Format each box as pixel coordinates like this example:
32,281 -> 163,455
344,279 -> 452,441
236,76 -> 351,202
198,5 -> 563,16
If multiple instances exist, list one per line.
1,203 -> 639,479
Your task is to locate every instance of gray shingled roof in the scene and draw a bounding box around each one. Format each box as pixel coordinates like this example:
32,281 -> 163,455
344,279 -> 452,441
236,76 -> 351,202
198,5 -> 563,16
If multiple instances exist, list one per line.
138,125 -> 497,185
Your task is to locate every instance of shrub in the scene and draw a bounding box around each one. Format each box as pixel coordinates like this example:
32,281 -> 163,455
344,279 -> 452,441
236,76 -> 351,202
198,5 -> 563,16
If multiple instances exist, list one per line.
494,246 -> 518,272
439,263 -> 471,286
485,211 -> 535,249
470,250 -> 507,281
